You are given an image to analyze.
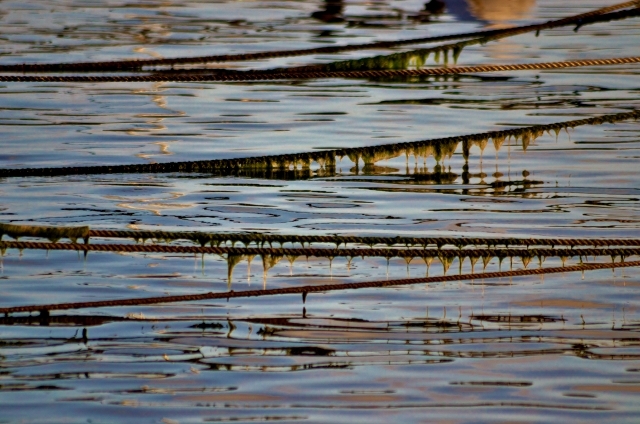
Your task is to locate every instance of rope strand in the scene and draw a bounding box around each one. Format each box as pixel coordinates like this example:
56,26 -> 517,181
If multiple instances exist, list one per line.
2,260 -> 638,314
1,56 -> 639,83
88,229 -> 640,250
1,109 -> 637,178
142,6 -> 640,76
5,223 -> 640,250
3,240 -> 640,258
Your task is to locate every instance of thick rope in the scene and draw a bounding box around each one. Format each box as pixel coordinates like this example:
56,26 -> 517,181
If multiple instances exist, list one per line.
1,56 -> 639,83
88,229 -> 640,249
1,110 -> 637,179
4,223 -> 640,249
1,1 -> 637,73
153,36 -> 486,76
4,223 -> 640,250
145,6 -> 640,76
2,240 -> 640,259
2,260 -> 638,315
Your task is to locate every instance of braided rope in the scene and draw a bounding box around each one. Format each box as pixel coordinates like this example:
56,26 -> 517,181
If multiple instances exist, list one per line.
4,223 -> 640,249
1,1 -> 637,73
1,56 -> 639,83
141,6 -> 640,76
1,110 -> 637,178
2,241 -> 639,261
88,229 -> 640,249
2,260 -> 638,315
5,223 -> 640,250
153,36 -> 484,76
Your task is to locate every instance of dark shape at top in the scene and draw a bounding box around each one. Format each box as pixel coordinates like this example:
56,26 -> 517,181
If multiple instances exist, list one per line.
424,0 -> 446,15
311,0 -> 345,23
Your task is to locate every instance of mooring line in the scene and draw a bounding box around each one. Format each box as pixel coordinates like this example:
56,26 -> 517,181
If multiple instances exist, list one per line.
1,56 -> 639,83
0,110 -> 637,178
147,6 -> 640,76
4,223 -> 640,250
2,260 -> 638,315
2,240 -> 640,259
1,1 -> 637,73
88,229 -> 640,250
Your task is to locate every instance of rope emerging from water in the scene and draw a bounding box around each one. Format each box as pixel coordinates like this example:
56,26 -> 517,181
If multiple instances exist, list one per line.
1,56 -> 639,83
1,1 -> 637,72
1,109 -> 637,178
2,260 -> 638,315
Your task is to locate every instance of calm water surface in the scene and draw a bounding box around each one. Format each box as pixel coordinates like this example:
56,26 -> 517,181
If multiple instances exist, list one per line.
1,0 -> 640,422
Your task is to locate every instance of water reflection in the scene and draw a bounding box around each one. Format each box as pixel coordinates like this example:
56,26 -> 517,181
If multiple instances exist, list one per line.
311,0 -> 345,23
1,259 -> 639,421
310,0 -> 535,27
2,1 -> 640,422
447,0 -> 536,26
2,313 -> 639,377
410,0 -> 447,23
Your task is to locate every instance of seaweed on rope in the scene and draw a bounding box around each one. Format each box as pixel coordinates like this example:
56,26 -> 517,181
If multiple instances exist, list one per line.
161,6 -> 640,76
1,109 -> 638,178
0,223 -> 90,244
2,239 -> 640,286
4,223 -> 640,250
1,1 -> 638,73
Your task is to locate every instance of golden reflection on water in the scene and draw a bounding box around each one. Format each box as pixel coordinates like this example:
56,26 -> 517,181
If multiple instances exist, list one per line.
444,0 -> 536,26
106,192 -> 193,216
466,0 -> 536,26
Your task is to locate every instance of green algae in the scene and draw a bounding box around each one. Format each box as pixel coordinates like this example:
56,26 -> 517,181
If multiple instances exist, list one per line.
0,223 -> 90,244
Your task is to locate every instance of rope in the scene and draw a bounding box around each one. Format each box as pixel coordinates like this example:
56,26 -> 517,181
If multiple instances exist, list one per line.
5,223 -> 640,250
4,222 -> 640,249
1,241 -> 638,267
153,36 -> 484,76
88,229 -> 640,249
1,56 -> 639,83
2,260 -> 638,315
3,240 -> 640,259
144,6 -> 640,76
1,1 -> 637,73
1,110 -> 637,178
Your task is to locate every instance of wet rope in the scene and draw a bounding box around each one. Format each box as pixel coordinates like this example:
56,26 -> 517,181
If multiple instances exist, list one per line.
1,240 -> 639,261
154,36 -> 485,76
1,56 -> 639,83
1,109 -> 637,178
1,1 -> 637,73
2,259 -> 638,315
88,229 -> 640,249
4,223 -> 640,250
4,223 -> 640,249
146,6 -> 640,76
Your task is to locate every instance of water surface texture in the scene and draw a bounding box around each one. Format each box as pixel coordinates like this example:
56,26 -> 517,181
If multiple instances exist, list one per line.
1,0 -> 640,422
